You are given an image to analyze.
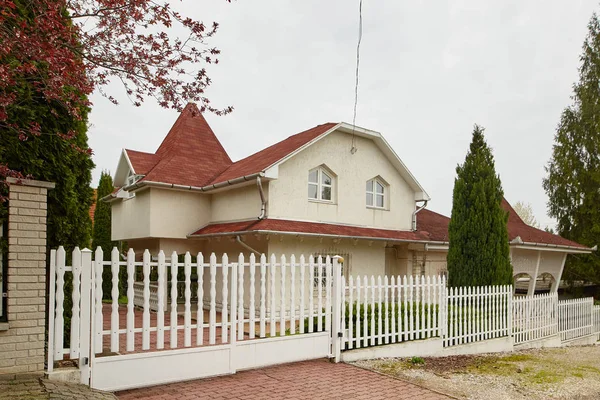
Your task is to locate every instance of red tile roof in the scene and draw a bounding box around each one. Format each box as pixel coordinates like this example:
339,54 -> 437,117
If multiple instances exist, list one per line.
124,103 -> 338,188
189,200 -> 589,250
416,209 -> 450,242
210,123 -> 338,184
500,199 -> 587,249
125,150 -> 160,175
133,103 -> 233,187
190,218 -> 436,242
416,200 -> 588,249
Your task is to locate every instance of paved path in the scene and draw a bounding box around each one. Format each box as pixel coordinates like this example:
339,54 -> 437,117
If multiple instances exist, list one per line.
0,375 -> 116,400
117,359 -> 453,400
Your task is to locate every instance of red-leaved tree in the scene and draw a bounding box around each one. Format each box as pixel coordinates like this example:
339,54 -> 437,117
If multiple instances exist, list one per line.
0,0 -> 232,173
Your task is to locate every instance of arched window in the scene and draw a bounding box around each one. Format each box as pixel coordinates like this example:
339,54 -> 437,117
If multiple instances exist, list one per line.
366,178 -> 386,208
308,166 -> 334,202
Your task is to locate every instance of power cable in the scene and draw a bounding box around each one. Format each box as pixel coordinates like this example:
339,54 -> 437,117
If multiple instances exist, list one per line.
350,0 -> 363,155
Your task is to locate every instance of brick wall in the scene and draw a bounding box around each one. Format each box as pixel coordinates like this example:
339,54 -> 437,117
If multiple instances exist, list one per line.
0,178 -> 54,376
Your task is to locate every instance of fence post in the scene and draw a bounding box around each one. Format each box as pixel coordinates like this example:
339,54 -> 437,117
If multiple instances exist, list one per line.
47,250 -> 57,373
440,276 -> 448,342
507,286 -> 513,342
79,248 -> 93,385
331,256 -> 343,362
229,259 -> 238,373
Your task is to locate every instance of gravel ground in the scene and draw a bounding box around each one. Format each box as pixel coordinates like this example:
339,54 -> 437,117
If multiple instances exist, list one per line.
353,346 -> 600,400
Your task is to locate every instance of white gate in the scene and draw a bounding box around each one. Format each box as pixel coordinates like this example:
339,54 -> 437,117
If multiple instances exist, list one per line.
47,247 -> 342,391
558,297 -> 594,342
512,293 -> 558,345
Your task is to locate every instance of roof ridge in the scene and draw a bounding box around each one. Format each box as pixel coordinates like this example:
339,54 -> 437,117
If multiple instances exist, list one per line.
208,122 -> 339,185
232,122 -> 338,164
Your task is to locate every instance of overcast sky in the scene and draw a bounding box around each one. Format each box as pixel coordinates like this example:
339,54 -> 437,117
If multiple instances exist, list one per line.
88,0 -> 598,229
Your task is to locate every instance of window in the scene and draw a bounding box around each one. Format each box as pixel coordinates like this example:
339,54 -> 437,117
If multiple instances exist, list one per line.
126,172 -> 141,187
308,167 -> 333,202
366,178 -> 386,208
312,254 -> 349,288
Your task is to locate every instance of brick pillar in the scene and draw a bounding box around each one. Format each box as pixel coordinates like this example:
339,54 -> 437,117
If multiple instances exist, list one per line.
0,177 -> 54,377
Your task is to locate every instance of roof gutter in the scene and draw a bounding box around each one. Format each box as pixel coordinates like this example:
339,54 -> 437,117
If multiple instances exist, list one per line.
101,194 -> 116,202
121,172 -> 265,194
510,236 -> 594,253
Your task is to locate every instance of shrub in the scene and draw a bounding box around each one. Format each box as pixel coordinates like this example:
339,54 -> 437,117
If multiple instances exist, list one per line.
302,301 -> 440,348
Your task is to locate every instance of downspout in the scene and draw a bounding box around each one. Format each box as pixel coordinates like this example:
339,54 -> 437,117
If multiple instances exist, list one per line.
236,235 -> 261,256
234,176 -> 267,256
412,200 -> 428,231
257,176 -> 267,220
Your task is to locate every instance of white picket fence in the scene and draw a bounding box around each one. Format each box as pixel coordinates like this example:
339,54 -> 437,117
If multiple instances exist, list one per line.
47,247 -> 338,376
513,293 -> 558,345
594,305 -> 600,342
342,275 -> 445,349
47,245 -> 600,390
558,297 -> 594,342
444,285 -> 512,347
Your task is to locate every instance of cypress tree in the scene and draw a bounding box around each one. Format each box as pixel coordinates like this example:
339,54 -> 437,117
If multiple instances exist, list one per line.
0,0 -> 94,346
543,13 -> 600,286
447,125 -> 513,287
0,83 -> 94,252
92,171 -> 118,299
92,171 -> 116,253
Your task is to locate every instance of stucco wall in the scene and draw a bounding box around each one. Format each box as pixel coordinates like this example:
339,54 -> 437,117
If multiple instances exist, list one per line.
266,236 -> 386,278
267,132 -> 416,230
385,247 -> 448,278
111,190 -> 151,240
210,183 -> 266,223
385,246 -> 411,276
149,188 -> 210,238
415,250 -> 448,278
511,248 -> 566,281
112,188 -> 210,241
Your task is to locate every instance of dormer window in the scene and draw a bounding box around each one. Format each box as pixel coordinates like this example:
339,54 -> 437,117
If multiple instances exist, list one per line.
126,172 -> 142,187
308,166 -> 334,202
366,178 -> 387,208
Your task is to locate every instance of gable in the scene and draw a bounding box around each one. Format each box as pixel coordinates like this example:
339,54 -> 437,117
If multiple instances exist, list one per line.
210,123 -> 339,185
111,107 -> 428,201
263,123 -> 429,201
266,130 -> 419,231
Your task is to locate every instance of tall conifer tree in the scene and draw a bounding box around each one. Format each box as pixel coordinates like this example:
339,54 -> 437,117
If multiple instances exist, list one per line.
543,13 -> 600,285
447,125 -> 512,287
92,171 -> 116,254
92,171 -> 119,299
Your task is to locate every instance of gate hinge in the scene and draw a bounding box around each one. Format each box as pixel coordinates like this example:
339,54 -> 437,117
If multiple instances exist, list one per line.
81,357 -> 89,366
337,332 -> 343,338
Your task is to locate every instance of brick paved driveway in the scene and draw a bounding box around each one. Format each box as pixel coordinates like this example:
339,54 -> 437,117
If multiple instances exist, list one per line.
117,359 -> 452,400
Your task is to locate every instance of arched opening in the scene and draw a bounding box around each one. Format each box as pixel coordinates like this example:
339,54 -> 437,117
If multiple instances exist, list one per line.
513,273 -> 533,296
535,272 -> 556,293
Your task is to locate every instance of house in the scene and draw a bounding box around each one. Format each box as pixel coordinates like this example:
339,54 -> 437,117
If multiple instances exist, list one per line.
106,103 -> 592,294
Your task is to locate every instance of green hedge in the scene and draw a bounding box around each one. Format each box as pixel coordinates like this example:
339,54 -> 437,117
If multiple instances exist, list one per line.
303,302 -> 440,347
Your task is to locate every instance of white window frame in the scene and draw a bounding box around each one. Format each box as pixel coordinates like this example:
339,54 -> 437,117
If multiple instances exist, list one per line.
126,172 -> 142,187
308,167 -> 334,202
366,178 -> 387,209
